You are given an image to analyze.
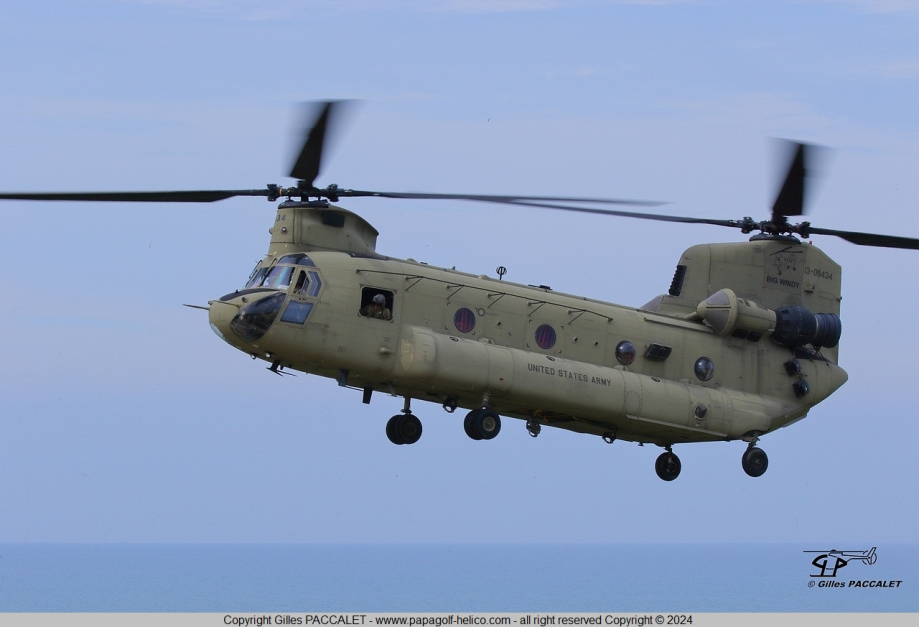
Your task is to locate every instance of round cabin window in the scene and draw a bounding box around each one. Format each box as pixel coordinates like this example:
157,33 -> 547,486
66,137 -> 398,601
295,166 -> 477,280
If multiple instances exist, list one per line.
615,341 -> 636,365
454,308 -> 476,333
694,357 -> 715,381
535,324 -> 557,350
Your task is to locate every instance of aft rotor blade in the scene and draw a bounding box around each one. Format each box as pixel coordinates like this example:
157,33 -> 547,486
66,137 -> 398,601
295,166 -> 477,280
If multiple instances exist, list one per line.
771,141 -> 808,223
0,190 -> 270,202
289,101 -> 341,186
338,189 -> 666,207
807,226 -> 919,250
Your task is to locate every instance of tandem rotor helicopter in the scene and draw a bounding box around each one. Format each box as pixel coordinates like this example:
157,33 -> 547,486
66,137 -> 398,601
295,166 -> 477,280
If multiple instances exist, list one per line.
3,102 -> 918,481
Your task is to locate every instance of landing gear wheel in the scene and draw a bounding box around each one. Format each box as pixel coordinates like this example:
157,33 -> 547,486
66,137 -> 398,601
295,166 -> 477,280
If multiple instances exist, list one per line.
464,409 -> 501,440
390,414 -> 422,445
463,411 -> 483,440
473,409 -> 501,440
398,414 -> 422,444
742,447 -> 768,477
386,415 -> 404,445
655,451 -> 681,481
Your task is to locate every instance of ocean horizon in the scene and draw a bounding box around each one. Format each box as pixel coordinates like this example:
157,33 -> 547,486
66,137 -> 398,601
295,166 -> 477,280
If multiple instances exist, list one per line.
0,543 -> 914,613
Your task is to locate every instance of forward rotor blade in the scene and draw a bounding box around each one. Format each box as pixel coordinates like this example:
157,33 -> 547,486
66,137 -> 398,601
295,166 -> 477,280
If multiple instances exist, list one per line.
0,190 -> 270,202
771,141 -> 808,223
338,190 -> 666,207
470,197 -> 737,227
289,101 -> 340,186
807,226 -> 919,250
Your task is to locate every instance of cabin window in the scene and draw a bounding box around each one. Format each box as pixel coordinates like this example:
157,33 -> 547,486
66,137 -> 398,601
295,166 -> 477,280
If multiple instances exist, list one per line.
694,357 -> 715,381
535,324 -> 557,350
615,341 -> 636,365
454,308 -> 476,333
360,288 -> 394,321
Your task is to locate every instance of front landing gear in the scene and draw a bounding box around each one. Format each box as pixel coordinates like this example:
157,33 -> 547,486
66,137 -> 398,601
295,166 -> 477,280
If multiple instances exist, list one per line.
655,448 -> 681,481
386,414 -> 422,445
742,446 -> 769,477
386,397 -> 422,445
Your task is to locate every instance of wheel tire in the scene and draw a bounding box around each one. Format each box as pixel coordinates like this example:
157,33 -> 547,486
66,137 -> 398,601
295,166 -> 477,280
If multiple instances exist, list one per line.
742,447 -> 768,477
472,409 -> 502,440
395,414 -> 423,445
655,452 -> 681,481
386,415 -> 404,445
464,410 -> 483,440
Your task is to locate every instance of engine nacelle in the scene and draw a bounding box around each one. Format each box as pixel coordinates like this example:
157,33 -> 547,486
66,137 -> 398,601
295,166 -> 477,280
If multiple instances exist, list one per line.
695,289 -> 776,336
696,289 -> 841,349
771,306 -> 842,349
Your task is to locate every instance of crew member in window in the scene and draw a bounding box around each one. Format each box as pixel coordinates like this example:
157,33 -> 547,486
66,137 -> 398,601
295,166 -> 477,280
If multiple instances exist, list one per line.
361,294 -> 392,320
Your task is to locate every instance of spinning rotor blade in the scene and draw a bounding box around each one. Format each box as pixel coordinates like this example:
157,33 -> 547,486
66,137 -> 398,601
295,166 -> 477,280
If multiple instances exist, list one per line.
806,226 -> 919,250
0,188 -> 661,206
2,97 -> 915,252
477,198 -> 736,227
0,190 -> 270,203
498,198 -> 919,251
289,101 -> 343,186
337,189 -> 665,206
771,141 -> 809,224
0,99 -> 663,209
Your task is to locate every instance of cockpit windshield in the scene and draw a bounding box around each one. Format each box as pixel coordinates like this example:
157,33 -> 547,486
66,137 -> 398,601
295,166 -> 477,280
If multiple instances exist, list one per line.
244,255 -> 318,290
261,266 -> 294,290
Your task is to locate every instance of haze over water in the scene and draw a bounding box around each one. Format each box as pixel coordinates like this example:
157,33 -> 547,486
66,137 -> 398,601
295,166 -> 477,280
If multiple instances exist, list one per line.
0,544 -> 915,612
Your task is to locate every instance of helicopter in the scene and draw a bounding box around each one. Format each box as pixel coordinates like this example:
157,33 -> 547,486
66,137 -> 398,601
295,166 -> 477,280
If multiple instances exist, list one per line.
3,102 -> 918,482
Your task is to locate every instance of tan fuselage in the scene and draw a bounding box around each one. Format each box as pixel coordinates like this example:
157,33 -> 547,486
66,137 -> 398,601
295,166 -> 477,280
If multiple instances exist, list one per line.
208,207 -> 848,446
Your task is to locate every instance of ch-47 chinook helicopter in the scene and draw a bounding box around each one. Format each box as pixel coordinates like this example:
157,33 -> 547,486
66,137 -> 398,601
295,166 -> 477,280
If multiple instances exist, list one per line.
3,102 -> 919,481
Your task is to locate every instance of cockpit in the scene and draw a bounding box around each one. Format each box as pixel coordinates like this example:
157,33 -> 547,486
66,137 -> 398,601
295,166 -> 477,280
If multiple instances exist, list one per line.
244,253 -> 317,290
228,254 -> 323,342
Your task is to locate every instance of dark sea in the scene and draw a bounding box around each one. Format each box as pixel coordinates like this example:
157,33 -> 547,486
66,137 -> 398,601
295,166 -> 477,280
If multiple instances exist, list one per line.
0,544 -> 915,613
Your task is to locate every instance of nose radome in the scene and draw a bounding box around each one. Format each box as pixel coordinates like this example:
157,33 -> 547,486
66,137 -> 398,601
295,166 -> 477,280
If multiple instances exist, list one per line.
208,300 -> 236,342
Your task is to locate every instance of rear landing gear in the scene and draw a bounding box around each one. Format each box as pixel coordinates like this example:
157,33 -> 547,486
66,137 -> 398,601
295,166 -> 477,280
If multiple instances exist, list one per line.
742,446 -> 768,477
655,448 -> 681,481
386,397 -> 423,445
464,409 -> 501,440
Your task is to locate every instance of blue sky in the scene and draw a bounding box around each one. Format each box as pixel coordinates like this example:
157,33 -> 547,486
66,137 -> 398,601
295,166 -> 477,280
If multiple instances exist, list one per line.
0,0 -> 917,543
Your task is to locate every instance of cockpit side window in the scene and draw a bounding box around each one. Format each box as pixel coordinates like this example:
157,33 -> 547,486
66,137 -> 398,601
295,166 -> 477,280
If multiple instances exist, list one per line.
360,288 -> 394,321
293,270 -> 308,293
306,272 -> 322,297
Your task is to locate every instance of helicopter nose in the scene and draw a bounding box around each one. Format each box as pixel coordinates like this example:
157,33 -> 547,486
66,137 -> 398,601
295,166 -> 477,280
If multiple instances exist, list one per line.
208,300 -> 236,342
